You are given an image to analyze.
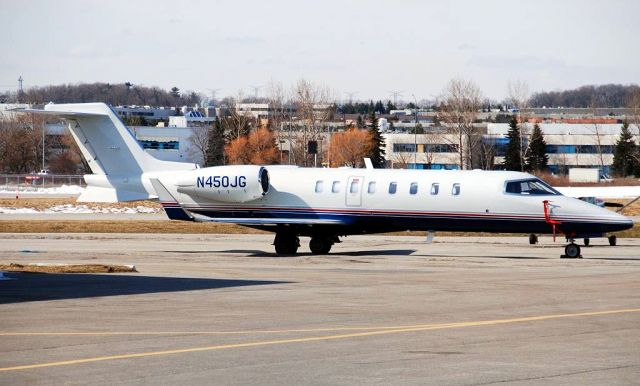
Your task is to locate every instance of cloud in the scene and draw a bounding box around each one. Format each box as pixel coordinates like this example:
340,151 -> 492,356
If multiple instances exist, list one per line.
457,43 -> 475,51
223,36 -> 266,46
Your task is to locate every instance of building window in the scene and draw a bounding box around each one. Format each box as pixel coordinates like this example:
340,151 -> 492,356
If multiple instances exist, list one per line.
431,183 -> 439,195
393,143 -> 417,152
409,182 -> 418,195
368,181 -> 376,194
332,181 -> 341,193
452,183 -> 461,196
315,180 -> 323,193
138,140 -> 179,150
388,182 -> 397,194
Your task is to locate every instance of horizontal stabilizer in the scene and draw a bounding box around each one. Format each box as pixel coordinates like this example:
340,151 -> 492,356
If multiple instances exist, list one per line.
150,178 -> 194,221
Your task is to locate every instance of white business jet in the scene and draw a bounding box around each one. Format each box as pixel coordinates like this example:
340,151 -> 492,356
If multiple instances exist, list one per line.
24,103 -> 633,258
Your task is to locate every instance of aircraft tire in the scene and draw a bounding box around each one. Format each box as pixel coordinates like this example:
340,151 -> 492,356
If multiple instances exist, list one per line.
274,233 -> 299,255
309,237 -> 332,255
564,243 -> 581,258
608,235 -> 617,246
528,234 -> 538,245
583,238 -> 590,246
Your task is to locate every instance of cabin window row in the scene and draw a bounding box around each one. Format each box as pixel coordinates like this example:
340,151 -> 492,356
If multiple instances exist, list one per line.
315,180 -> 461,196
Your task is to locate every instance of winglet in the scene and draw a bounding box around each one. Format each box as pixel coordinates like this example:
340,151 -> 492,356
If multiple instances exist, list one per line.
149,178 -> 194,221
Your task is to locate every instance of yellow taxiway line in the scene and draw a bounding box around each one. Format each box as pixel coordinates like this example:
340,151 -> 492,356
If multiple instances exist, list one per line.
1,307 -> 638,372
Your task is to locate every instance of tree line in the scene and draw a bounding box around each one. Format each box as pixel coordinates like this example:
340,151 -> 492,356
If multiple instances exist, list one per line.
530,84 -> 640,108
2,82 -> 201,107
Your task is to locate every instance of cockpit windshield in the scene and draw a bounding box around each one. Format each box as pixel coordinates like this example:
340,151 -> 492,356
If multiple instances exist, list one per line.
505,178 -> 560,195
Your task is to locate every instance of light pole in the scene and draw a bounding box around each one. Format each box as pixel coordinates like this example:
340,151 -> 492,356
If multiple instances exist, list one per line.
412,94 -> 418,169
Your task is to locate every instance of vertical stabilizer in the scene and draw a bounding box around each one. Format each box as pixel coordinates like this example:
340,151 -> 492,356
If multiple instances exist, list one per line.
23,103 -> 197,202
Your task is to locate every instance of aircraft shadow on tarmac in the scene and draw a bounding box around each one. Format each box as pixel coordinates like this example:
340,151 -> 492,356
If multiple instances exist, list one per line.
218,249 -> 417,257
0,273 -> 290,304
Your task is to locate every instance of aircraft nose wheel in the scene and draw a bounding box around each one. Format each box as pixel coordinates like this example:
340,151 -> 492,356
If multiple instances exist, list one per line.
562,243 -> 582,259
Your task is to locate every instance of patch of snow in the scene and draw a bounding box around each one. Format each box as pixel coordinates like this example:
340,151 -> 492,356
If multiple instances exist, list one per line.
0,205 -> 161,214
0,207 -> 40,214
0,184 -> 85,195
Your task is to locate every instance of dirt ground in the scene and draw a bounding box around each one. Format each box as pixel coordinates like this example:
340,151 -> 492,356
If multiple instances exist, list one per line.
0,263 -> 137,273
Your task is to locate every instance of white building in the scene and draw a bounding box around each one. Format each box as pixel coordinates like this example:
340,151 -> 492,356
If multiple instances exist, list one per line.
113,106 -> 176,121
384,132 -> 462,170
128,126 -> 199,163
169,110 -> 216,127
487,123 -> 637,174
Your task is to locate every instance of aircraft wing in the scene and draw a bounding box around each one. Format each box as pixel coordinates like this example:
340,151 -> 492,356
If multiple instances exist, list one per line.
192,217 -> 346,225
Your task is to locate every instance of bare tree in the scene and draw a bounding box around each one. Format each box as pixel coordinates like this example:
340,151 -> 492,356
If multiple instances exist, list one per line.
437,78 -> 483,169
293,78 -> 333,166
266,80 -> 291,164
220,91 -> 253,141
589,99 -> 607,172
627,89 -> 640,165
0,114 -> 46,173
188,125 -> 211,165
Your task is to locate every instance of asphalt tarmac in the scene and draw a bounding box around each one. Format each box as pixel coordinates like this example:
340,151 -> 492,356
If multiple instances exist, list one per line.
1,233 -> 639,385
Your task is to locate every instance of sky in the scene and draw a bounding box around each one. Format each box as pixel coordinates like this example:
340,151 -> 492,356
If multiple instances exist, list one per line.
1,0 -> 639,102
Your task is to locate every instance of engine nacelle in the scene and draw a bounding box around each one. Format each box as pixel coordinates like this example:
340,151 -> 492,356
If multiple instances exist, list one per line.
176,165 -> 269,203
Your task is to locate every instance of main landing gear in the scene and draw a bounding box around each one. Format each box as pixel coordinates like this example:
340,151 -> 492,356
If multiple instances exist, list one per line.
273,231 -> 299,255
309,235 -> 338,255
273,230 -> 338,255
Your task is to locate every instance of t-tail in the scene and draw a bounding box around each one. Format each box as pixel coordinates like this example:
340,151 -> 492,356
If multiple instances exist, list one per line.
24,103 -> 198,202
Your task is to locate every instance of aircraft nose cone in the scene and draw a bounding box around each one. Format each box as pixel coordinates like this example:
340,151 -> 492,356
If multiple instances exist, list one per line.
609,212 -> 634,232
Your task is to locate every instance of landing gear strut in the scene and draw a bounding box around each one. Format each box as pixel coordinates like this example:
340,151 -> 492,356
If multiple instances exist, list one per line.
273,231 -> 299,255
309,236 -> 336,255
562,241 -> 582,259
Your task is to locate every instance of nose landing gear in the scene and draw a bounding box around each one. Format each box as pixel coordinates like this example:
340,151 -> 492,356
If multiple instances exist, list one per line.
562,241 -> 582,259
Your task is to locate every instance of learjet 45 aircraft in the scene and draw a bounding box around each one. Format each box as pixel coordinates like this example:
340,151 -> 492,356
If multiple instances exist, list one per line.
23,103 -> 633,258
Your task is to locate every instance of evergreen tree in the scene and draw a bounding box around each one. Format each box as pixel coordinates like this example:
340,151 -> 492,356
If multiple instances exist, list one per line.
356,115 -> 364,128
367,111 -> 386,168
612,121 -> 638,177
503,116 -> 522,171
368,100 -> 375,113
525,123 -> 548,172
374,100 -> 385,114
206,119 -> 226,166
386,100 -> 396,112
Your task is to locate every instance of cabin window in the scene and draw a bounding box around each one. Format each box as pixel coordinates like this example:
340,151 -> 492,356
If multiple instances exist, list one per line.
368,181 -> 376,194
315,180 -> 323,193
409,182 -> 418,195
452,183 -> 461,196
332,181 -> 341,193
388,182 -> 397,194
505,179 -> 560,195
430,183 -> 439,195
349,179 -> 360,194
